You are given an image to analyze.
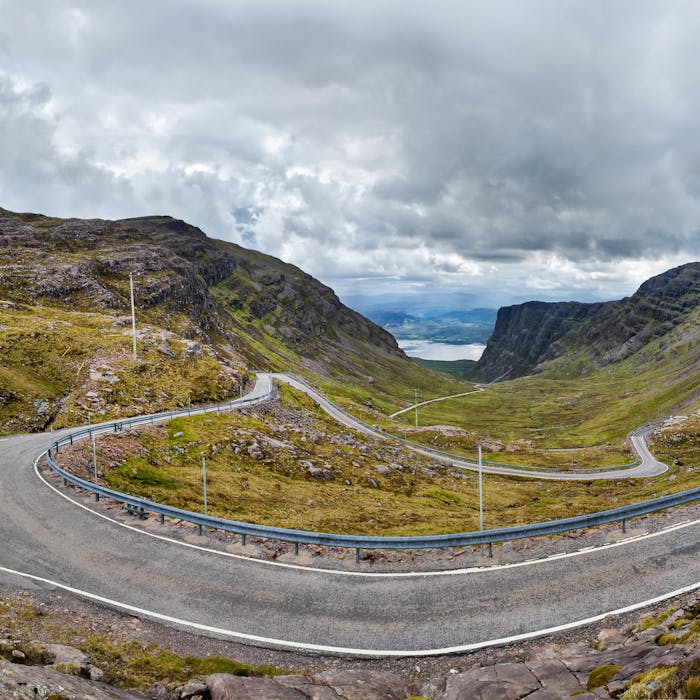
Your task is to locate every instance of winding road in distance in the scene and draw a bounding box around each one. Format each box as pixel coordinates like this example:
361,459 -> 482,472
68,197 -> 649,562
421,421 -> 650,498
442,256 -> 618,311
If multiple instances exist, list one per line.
272,373 -> 668,481
0,373 -> 695,656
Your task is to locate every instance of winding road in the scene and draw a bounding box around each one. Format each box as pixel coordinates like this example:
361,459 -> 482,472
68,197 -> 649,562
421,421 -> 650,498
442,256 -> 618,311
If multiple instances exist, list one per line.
0,374 -> 696,656
273,374 -> 668,480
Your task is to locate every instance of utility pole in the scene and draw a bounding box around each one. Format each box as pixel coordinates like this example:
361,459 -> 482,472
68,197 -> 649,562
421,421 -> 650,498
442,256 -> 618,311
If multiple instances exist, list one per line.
413,388 -> 419,428
92,433 -> 98,482
478,444 -> 484,531
129,272 -> 137,361
202,456 -> 208,516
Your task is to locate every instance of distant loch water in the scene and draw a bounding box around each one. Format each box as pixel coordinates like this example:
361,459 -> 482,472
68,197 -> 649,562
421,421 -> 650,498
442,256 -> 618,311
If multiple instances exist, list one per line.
397,339 -> 486,361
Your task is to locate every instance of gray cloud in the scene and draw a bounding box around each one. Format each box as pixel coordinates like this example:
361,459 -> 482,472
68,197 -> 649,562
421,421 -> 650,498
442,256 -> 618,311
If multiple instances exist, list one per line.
1,0 -> 699,304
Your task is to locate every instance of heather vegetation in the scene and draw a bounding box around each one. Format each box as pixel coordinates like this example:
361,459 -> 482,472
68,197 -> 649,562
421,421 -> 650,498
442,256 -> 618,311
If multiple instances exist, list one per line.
1,209 -> 699,528
0,301 -> 248,434
58,384 -> 698,535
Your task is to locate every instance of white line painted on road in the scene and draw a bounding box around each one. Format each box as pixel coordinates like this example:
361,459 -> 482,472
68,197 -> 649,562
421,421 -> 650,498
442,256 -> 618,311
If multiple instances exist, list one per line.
34,452 -> 700,580
0,561 -> 698,657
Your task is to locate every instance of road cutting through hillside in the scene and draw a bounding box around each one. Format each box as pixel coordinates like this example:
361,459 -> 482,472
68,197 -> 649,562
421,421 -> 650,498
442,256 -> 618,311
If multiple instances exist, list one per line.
388,385 -> 485,418
271,373 -> 668,480
0,372 -> 694,657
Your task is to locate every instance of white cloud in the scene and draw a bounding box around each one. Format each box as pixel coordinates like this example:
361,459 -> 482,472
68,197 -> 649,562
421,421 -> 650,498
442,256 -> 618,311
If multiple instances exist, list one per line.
1,0 -> 699,306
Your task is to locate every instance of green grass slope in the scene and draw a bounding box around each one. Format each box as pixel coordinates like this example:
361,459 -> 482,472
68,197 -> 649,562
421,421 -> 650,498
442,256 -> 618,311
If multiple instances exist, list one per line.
0,208 -> 465,433
400,271 -> 700,459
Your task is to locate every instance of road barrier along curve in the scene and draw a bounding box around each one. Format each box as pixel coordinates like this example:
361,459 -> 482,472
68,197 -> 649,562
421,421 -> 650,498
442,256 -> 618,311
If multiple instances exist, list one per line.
43,380 -> 700,561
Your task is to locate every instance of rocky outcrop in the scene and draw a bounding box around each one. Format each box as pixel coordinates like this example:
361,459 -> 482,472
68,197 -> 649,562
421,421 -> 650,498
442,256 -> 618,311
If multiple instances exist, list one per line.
149,669 -> 417,700
0,208 -> 404,369
474,262 -> 700,381
0,640 -> 143,699
1,593 -> 699,699
474,300 -> 598,381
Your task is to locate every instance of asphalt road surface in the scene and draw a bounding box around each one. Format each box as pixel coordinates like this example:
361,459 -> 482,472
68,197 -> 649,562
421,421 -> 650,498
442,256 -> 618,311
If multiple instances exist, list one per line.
0,375 -> 696,655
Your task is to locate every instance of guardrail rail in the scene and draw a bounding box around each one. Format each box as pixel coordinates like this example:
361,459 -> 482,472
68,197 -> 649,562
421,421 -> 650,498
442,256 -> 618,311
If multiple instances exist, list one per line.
43,381 -> 700,563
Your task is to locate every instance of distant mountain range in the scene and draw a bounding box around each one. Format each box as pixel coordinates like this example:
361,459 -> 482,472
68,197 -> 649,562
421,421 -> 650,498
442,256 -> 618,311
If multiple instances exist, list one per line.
345,297 -> 497,344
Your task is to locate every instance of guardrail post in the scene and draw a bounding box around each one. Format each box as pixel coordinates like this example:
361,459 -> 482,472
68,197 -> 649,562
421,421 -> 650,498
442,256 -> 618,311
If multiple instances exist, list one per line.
488,542 -> 493,558
621,518 -> 627,533
198,524 -> 203,536
63,477 -> 67,487
160,513 -> 165,525
294,542 -> 299,556
355,548 -> 360,563
69,435 -> 73,445
242,534 -> 246,546
95,493 -> 100,502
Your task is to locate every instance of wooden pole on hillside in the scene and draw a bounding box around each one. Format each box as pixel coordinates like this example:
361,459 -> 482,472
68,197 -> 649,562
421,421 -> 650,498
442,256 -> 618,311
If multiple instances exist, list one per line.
202,456 -> 208,516
92,433 -> 98,482
129,272 -> 137,361
478,444 -> 484,531
414,388 -> 419,428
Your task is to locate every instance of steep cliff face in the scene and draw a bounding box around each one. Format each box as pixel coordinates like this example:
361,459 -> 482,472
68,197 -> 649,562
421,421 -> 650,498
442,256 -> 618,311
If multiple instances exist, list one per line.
475,263 -> 700,381
475,301 -> 600,381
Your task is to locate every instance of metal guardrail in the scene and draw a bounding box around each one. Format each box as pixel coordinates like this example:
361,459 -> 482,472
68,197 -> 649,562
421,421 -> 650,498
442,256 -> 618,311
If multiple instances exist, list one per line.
44,384 -> 700,561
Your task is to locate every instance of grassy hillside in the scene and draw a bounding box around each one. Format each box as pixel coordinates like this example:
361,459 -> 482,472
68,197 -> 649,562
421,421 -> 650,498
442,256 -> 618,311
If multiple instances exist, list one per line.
390,288 -> 700,472
0,208 -> 465,433
57,383 -> 699,534
411,357 -> 478,380
381,267 -> 700,475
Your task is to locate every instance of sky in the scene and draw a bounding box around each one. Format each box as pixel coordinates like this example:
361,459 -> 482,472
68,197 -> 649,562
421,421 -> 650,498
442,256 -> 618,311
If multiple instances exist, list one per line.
2,0 -> 700,308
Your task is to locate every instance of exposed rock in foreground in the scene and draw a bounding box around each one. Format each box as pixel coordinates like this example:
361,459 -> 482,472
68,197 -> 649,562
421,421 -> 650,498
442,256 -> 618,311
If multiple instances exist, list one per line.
0,657 -> 144,699
2,593 -> 699,699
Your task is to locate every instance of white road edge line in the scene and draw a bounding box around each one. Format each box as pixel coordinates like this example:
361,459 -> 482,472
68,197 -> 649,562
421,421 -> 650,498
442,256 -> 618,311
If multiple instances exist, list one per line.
0,561 -> 698,657
34,453 -> 700,579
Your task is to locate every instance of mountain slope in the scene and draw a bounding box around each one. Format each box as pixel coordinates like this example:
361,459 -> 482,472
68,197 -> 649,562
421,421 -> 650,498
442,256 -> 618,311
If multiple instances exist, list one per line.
475,263 -> 700,382
0,208 -> 465,433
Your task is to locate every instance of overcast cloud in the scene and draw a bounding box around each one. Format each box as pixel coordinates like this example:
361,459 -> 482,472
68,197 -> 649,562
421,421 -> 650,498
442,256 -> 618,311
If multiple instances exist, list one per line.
2,0 -> 699,306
